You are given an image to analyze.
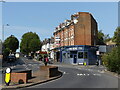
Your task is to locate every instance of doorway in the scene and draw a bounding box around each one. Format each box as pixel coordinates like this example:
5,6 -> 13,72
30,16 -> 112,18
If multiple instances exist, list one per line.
56,52 -> 60,62
73,55 -> 77,63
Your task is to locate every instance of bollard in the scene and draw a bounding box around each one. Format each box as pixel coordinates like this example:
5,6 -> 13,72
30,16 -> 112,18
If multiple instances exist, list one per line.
83,62 -> 86,66
5,68 -> 11,86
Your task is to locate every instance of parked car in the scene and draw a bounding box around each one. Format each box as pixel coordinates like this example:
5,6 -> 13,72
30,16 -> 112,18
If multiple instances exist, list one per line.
7,55 -> 16,62
27,56 -> 32,59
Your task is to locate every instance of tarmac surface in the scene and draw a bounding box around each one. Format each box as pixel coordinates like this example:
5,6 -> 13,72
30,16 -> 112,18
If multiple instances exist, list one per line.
0,58 -> 120,89
26,64 -> 119,89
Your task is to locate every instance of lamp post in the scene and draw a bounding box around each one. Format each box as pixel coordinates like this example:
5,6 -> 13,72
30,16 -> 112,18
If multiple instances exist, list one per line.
2,24 -> 9,42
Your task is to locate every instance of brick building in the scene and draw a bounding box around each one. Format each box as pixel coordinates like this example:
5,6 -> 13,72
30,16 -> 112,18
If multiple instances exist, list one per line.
53,12 -> 98,65
53,12 -> 98,48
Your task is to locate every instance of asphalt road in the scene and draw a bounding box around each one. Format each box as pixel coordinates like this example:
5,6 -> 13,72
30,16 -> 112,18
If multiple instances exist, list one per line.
1,56 -> 42,73
25,65 -> 118,88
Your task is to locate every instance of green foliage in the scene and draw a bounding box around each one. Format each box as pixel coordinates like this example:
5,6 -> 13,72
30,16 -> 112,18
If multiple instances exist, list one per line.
20,32 -> 41,55
102,27 -> 120,74
112,27 -> 120,45
102,43 -> 120,74
104,34 -> 111,43
3,35 -> 19,52
3,48 -> 10,60
97,30 -> 105,45
97,30 -> 111,45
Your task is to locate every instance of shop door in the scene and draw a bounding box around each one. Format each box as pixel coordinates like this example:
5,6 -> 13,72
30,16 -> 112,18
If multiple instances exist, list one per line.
73,55 -> 77,63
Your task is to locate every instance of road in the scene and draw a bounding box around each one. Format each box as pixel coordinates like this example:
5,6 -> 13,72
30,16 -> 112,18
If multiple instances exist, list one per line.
0,58 -> 119,89
24,65 -> 118,88
1,56 -> 43,72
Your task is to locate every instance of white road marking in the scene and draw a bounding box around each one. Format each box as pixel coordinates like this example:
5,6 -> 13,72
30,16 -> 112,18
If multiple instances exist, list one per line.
80,74 -> 83,76
93,73 -> 101,76
77,73 -> 90,76
63,72 -> 66,74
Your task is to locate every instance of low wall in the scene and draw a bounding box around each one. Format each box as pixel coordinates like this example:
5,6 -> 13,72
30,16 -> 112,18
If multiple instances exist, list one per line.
11,73 -> 27,84
11,70 -> 32,84
16,70 -> 32,79
40,66 -> 60,77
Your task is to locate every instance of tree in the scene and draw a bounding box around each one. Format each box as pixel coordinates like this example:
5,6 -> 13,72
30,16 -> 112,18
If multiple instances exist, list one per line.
102,46 -> 120,74
102,27 -> 120,74
112,27 -> 120,45
104,34 -> 111,43
3,35 -> 19,53
97,30 -> 105,45
97,30 -> 111,45
2,35 -> 19,61
20,32 -> 41,55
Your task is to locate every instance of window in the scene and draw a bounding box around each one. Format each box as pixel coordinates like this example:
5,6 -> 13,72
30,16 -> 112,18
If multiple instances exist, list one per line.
78,52 -> 83,59
84,52 -> 88,59
63,53 -> 66,58
70,54 -> 73,58
67,53 -> 70,58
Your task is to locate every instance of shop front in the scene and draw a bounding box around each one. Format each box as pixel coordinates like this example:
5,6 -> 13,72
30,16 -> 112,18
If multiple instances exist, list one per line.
54,45 -> 98,65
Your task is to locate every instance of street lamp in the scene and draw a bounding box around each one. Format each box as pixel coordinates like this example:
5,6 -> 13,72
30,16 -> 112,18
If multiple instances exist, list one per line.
2,24 -> 9,42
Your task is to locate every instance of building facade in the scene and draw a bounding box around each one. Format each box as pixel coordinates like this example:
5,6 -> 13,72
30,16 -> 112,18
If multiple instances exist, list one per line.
41,37 -> 54,59
53,12 -> 98,65
53,12 -> 98,48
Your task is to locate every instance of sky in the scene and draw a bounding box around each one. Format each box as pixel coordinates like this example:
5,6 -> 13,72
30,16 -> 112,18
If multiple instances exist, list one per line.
1,2 -> 118,51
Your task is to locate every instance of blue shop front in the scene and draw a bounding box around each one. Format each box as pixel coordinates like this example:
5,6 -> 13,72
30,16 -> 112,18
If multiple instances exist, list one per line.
55,45 -> 98,65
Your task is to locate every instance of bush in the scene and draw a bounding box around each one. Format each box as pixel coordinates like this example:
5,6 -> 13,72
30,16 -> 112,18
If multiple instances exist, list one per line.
102,46 -> 120,74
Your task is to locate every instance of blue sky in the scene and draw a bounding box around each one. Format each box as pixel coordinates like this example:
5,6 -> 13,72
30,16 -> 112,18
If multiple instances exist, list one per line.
2,2 -> 118,42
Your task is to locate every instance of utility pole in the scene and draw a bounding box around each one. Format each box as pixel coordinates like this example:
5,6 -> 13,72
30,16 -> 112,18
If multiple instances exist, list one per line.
2,24 -> 9,42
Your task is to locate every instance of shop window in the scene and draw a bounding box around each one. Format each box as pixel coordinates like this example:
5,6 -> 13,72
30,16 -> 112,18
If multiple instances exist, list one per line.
84,52 -> 88,59
67,53 -> 70,58
63,53 -> 66,58
70,54 -> 73,58
78,52 -> 83,59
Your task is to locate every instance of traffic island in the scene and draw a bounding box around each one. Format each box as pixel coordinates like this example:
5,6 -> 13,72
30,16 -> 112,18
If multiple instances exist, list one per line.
2,65 -> 62,89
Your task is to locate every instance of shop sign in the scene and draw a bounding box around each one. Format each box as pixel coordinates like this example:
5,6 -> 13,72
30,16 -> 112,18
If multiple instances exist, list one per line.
78,47 -> 83,50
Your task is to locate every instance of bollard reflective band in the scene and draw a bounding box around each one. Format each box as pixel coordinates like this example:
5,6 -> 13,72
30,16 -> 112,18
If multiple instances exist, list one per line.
5,73 -> 11,83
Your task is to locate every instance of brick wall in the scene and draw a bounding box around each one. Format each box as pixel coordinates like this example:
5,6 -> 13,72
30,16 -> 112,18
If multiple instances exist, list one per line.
74,12 -> 92,45
53,12 -> 98,48
11,73 -> 27,84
